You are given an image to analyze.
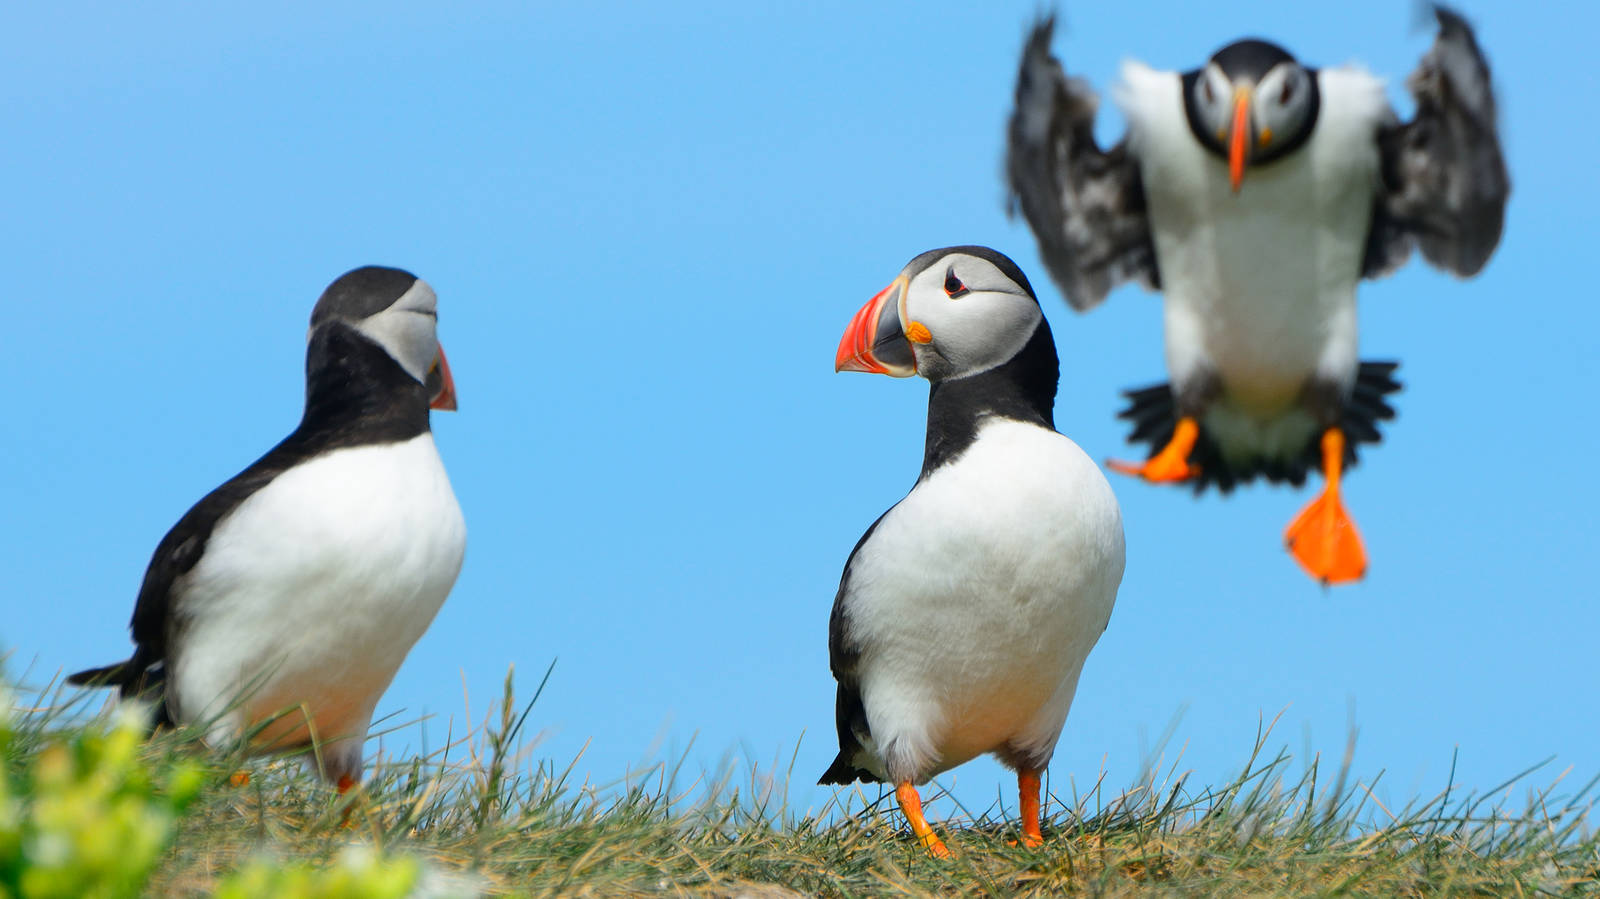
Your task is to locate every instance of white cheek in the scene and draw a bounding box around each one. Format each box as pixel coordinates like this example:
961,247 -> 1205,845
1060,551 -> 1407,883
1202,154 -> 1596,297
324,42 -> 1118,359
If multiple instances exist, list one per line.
920,298 -> 1041,378
355,311 -> 436,382
1203,71 -> 1232,133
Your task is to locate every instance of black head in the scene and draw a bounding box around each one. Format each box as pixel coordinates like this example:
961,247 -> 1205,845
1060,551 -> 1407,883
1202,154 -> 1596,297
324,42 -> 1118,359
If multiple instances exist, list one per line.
1211,39 -> 1297,84
311,266 -> 423,328
1182,37 -> 1321,191
308,266 -> 457,411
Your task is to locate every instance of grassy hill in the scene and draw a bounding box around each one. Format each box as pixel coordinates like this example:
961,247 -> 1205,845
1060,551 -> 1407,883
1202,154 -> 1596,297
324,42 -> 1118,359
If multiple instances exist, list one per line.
5,673 -> 1595,897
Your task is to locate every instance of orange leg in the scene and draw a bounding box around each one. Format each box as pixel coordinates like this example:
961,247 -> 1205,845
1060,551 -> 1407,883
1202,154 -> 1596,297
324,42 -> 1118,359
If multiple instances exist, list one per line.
1108,417 -> 1201,483
336,774 -> 360,828
1017,767 -> 1044,848
1283,428 -> 1368,585
228,771 -> 251,788
896,781 -> 951,859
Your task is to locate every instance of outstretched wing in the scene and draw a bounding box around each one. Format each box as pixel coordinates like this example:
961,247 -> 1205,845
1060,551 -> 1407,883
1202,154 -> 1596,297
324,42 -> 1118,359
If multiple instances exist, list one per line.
1364,4 -> 1509,280
1005,16 -> 1158,311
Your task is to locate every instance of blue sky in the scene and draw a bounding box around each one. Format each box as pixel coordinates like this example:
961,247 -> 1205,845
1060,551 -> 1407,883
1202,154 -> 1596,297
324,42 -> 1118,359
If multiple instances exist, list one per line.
5,0 -> 1595,823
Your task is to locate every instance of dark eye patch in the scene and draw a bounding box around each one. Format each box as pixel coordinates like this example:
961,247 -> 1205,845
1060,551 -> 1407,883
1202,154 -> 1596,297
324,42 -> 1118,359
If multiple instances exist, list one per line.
943,267 -> 969,298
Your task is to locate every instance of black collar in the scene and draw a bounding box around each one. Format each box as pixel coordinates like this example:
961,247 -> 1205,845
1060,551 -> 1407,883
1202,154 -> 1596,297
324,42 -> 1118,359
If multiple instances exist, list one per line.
298,321 -> 432,449
919,319 -> 1058,480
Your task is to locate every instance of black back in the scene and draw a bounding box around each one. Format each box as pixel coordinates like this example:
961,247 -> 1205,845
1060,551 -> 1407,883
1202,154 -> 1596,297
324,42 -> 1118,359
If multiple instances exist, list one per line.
67,316 -> 432,709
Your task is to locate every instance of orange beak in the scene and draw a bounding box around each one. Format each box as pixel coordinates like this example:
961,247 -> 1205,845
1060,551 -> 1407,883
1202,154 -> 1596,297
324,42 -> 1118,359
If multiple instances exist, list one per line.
428,344 -> 458,411
835,276 -> 915,377
1229,87 -> 1252,193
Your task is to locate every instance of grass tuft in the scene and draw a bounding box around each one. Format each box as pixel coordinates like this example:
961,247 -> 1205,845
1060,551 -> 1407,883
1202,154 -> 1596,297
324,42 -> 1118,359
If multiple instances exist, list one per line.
6,671 -> 1596,897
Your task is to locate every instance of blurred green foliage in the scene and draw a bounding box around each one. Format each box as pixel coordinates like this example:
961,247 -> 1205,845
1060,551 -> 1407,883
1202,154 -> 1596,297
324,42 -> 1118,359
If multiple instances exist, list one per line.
0,695 -> 203,899
0,689 -> 432,899
213,847 -> 420,899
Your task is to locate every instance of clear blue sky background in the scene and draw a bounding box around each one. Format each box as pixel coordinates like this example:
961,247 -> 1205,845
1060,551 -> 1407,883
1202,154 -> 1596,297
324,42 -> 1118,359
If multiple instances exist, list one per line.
5,1 -> 1595,823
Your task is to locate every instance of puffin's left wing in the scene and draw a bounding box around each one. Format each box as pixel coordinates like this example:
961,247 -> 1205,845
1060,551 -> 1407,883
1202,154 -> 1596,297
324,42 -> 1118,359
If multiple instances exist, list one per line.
1364,4 -> 1509,280
1005,16 -> 1158,311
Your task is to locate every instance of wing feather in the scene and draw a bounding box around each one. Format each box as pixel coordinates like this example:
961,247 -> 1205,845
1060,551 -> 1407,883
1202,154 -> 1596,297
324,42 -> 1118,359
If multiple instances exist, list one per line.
1005,16 -> 1157,311
1365,4 -> 1509,280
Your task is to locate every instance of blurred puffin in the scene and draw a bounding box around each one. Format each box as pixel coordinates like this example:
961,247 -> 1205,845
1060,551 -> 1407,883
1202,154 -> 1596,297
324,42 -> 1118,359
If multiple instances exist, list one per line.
1005,6 -> 1508,584
69,266 -> 465,789
820,246 -> 1125,856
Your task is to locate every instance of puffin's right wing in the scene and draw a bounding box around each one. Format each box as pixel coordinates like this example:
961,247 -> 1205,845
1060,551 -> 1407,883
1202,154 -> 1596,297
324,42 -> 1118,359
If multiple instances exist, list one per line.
1005,16 -> 1158,312
1363,5 -> 1509,280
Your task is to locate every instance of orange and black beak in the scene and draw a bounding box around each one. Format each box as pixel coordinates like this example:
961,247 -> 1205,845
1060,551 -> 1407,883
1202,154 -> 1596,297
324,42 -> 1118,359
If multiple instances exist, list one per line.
427,345 -> 458,411
1228,86 -> 1253,193
835,275 -> 915,377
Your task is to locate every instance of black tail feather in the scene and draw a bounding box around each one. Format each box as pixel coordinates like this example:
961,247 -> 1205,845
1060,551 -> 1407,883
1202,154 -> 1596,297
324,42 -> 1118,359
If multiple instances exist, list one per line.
819,682 -> 881,786
65,661 -> 135,688
1116,361 -> 1404,494
66,654 -> 175,730
818,753 -> 876,786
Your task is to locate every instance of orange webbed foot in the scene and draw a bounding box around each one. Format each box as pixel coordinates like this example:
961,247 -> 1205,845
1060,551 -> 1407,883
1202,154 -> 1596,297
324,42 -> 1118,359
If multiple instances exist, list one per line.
1285,428 -> 1368,586
1284,487 -> 1367,585
1106,453 -> 1199,483
1108,416 -> 1201,484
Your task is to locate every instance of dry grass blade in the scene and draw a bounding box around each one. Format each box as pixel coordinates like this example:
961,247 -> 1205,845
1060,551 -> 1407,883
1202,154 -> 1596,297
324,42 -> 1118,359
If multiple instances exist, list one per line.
5,670 -> 1596,897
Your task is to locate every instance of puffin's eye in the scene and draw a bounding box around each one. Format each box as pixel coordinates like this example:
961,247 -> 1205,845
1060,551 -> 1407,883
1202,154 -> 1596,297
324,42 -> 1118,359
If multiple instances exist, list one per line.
1202,80 -> 1214,104
943,268 -> 969,299
1280,77 -> 1295,105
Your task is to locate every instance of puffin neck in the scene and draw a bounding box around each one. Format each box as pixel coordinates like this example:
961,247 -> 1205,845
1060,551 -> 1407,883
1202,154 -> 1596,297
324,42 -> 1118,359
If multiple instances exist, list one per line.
299,322 -> 432,445
919,320 -> 1059,479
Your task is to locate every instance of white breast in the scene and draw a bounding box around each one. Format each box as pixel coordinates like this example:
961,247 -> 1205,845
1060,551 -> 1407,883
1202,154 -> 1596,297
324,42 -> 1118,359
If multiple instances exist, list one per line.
1117,62 -> 1389,415
845,419 -> 1125,782
170,432 -> 466,749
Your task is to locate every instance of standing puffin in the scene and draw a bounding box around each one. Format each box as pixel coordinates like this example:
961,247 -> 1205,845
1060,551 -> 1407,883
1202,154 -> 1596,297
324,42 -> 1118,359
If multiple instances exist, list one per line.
1005,6 -> 1508,584
821,246 -> 1125,856
68,266 -> 466,789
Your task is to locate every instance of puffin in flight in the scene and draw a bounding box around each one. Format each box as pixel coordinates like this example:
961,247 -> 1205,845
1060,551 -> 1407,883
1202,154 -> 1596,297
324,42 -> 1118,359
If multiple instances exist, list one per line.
69,266 -> 466,790
821,246 -> 1125,856
1004,6 -> 1508,584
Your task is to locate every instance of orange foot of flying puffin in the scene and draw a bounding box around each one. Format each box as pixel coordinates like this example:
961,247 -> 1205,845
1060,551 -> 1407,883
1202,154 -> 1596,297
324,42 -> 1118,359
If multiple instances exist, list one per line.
1284,428 -> 1368,585
1108,416 -> 1201,483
